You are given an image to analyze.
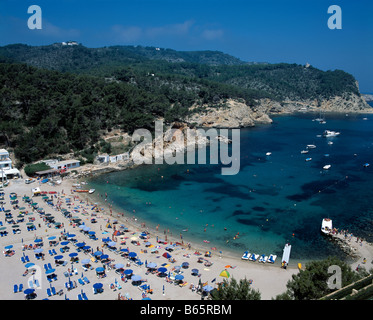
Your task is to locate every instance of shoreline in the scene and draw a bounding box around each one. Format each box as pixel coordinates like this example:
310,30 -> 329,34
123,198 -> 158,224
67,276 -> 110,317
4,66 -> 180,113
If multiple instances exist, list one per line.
75,172 -> 373,272
0,177 -> 300,300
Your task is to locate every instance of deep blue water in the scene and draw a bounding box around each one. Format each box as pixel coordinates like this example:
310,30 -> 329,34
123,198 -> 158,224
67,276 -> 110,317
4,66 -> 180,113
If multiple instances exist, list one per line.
88,112 -> 373,262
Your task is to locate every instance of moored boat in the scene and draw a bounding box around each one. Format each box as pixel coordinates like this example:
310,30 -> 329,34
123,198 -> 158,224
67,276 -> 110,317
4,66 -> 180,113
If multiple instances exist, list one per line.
323,130 -> 340,137
321,218 -> 333,235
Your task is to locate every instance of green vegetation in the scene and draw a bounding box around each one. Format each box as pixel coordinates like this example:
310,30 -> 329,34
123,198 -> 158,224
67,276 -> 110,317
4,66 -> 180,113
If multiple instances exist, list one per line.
0,44 -> 362,165
210,277 -> 261,300
274,257 -> 368,300
24,162 -> 52,176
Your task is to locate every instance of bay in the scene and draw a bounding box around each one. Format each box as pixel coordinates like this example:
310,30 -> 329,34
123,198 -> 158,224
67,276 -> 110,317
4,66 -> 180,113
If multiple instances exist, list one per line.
88,112 -> 373,262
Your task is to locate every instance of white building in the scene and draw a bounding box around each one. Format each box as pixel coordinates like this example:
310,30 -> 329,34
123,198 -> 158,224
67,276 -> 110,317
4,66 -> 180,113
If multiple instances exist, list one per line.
42,159 -> 80,170
0,149 -> 20,179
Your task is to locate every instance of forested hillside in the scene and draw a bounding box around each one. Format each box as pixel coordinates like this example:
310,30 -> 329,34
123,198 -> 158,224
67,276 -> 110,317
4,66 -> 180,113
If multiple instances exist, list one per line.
0,43 -> 365,165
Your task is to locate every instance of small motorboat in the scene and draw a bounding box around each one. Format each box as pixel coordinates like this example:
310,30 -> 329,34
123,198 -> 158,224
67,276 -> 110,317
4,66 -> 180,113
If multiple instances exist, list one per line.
305,158 -> 312,162
363,163 -> 370,168
323,130 -> 340,137
323,165 -> 331,170
301,150 -> 309,154
307,144 -> 316,149
321,218 -> 333,235
266,152 -> 272,156
88,189 -> 95,194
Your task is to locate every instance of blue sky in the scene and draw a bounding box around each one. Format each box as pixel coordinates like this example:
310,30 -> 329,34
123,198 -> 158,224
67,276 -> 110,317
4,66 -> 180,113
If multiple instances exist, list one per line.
1,0 -> 372,92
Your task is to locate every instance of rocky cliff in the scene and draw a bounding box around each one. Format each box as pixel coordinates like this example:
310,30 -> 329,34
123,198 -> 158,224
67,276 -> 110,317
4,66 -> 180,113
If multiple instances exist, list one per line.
184,92 -> 371,129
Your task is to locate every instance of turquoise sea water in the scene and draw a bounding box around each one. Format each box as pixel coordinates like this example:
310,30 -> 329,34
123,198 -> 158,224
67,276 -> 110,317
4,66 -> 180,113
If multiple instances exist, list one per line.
88,111 -> 373,262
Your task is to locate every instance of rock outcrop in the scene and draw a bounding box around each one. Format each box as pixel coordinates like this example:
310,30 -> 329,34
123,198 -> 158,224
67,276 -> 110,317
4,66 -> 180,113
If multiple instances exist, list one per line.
186,99 -> 272,128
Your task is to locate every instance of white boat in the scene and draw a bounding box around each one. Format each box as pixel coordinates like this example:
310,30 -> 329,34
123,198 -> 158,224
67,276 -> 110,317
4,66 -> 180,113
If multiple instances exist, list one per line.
307,144 -> 316,149
301,150 -> 309,154
328,141 -> 333,145
268,254 -> 277,263
249,253 -> 259,262
241,251 -> 250,260
266,152 -> 272,156
363,163 -> 370,167
323,165 -> 331,170
281,244 -> 291,268
323,130 -> 340,137
259,254 -> 268,263
321,218 -> 333,235
88,189 -> 95,194
305,158 -> 312,162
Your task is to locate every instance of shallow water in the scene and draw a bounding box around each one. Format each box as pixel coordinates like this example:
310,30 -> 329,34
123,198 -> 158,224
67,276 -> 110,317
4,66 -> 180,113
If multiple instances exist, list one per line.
88,112 -> 373,261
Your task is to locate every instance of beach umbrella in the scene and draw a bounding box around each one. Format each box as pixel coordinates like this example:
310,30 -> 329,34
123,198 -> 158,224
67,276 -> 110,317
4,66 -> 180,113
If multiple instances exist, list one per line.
101,254 -> 109,260
96,267 -> 105,273
181,262 -> 189,268
76,242 -> 86,247
54,255 -> 64,260
4,245 -> 13,250
219,269 -> 230,278
94,251 -> 103,256
128,252 -> 137,258
34,239 -> 43,243
124,269 -> 133,275
191,268 -> 199,275
24,288 -> 35,295
93,283 -> 103,289
162,252 -> 171,259
88,231 -> 96,235
175,274 -> 184,281
158,267 -> 167,273
108,241 -> 116,247
34,248 -> 43,254
83,246 -> 91,251
69,252 -> 78,258
81,259 -> 90,264
131,275 -> 141,282
25,262 -> 35,268
115,263 -> 124,269
60,241 -> 69,246
203,285 -> 213,292
48,236 -> 56,240
147,262 -> 157,269
67,233 -> 76,238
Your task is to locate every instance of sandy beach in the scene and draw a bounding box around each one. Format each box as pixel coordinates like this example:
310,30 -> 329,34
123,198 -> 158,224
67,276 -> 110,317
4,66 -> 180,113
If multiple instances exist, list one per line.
0,175 -> 371,301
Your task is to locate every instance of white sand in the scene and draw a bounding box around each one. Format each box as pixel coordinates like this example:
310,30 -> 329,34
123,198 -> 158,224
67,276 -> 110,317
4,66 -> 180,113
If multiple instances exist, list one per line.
4,174 -> 370,301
